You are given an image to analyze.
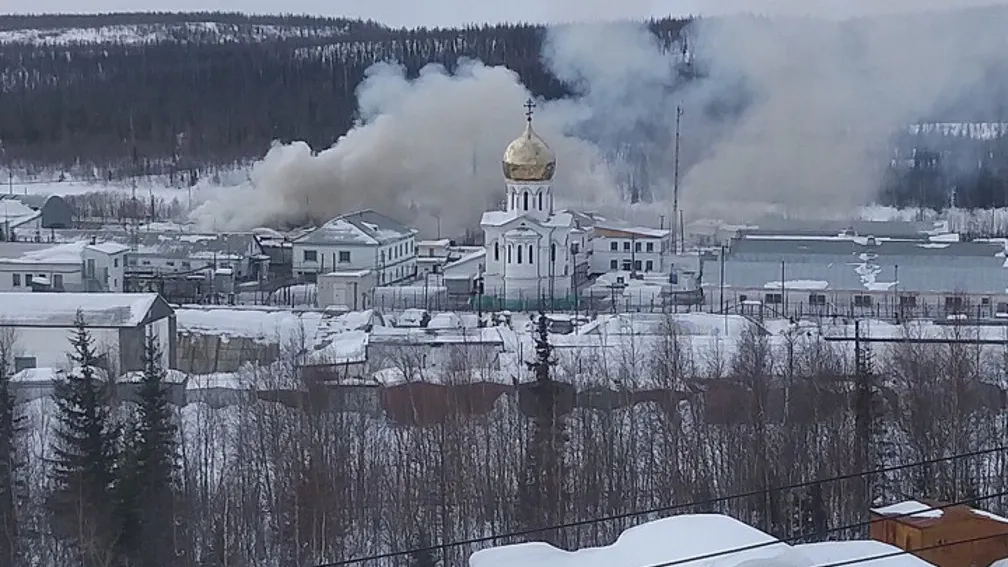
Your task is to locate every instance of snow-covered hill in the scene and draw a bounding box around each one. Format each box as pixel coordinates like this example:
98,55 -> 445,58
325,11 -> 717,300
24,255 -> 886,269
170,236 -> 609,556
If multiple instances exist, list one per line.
0,20 -> 351,45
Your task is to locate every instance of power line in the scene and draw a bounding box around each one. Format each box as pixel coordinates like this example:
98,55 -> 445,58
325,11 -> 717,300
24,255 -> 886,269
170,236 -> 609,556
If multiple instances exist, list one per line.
646,490 -> 1008,567
317,444 -> 1008,566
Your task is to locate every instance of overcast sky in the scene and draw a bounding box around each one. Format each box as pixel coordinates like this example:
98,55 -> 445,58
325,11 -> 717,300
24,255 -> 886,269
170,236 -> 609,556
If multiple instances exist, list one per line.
4,0 -> 1008,28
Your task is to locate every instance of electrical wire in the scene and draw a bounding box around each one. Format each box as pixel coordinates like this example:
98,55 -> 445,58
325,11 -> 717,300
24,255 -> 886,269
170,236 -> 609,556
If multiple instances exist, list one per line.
317,444 -> 1008,566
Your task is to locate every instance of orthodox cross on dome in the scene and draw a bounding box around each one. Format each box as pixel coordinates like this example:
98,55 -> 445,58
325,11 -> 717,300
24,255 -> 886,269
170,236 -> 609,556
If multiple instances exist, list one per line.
524,98 -> 536,123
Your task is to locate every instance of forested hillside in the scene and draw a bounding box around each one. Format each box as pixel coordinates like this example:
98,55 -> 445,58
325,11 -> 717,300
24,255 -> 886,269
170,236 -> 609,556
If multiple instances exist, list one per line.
4,12 -> 1008,210
0,13 -> 686,171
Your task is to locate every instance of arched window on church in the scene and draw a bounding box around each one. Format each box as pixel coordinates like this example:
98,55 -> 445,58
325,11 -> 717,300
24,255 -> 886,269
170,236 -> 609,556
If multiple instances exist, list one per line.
507,244 -> 512,263
528,244 -> 534,264
494,241 -> 499,262
538,191 -> 543,210
517,245 -> 523,264
550,243 -> 556,263
523,191 -> 529,211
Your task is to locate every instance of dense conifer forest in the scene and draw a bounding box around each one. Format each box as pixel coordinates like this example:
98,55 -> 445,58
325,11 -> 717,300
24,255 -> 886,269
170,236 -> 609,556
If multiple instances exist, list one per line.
2,11 -> 1008,209
0,13 -> 686,169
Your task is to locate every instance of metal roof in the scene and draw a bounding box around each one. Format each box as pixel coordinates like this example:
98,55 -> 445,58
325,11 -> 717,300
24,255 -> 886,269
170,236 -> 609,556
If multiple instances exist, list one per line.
705,236 -> 1008,295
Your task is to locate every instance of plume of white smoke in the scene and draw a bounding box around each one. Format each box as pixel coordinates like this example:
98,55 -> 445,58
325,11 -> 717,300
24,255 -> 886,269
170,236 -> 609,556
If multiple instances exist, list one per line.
191,60 -> 619,235
193,2 -> 1008,236
676,8 -> 1008,223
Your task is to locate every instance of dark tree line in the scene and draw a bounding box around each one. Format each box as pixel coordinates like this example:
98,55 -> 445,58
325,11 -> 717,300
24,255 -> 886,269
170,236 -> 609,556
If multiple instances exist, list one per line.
0,13 -> 687,175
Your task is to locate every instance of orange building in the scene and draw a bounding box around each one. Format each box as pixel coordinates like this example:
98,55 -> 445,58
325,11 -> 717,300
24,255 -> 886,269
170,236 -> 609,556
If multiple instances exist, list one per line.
870,500 -> 1008,567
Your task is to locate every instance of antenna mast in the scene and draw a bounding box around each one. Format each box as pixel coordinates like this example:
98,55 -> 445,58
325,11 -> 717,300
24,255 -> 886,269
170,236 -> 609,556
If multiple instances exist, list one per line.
672,105 -> 683,254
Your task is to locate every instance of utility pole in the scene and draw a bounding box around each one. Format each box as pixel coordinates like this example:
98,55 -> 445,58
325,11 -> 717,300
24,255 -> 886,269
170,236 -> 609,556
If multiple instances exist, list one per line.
672,105 -> 683,255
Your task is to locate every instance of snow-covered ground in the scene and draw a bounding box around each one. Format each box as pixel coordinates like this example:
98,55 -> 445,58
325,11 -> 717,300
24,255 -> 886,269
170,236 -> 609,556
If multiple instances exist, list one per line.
470,514 -> 935,567
0,21 -> 351,46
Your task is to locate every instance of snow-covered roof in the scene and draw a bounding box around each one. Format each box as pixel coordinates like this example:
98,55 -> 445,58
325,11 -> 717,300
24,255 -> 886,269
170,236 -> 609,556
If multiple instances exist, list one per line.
176,307 -> 323,345
595,220 -> 671,239
871,500 -> 943,519
470,514 -> 800,567
0,240 -> 129,266
87,241 -> 130,255
298,210 -> 416,246
0,293 -> 163,327
795,541 -> 935,567
0,199 -> 41,229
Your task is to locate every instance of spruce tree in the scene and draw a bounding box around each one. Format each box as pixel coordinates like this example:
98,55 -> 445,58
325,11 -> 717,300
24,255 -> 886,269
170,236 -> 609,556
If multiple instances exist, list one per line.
49,311 -> 120,567
119,331 -> 178,567
0,331 -> 24,566
520,312 -> 566,546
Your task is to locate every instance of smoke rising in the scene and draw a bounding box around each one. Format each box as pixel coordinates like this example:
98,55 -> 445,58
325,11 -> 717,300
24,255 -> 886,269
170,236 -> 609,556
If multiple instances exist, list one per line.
192,3 -> 1008,235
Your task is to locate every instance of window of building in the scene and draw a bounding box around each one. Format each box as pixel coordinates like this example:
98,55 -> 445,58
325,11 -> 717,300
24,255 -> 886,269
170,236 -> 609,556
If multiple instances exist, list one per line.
610,259 -> 618,270
646,242 -> 654,253
623,241 -> 630,251
571,243 -> 580,254
528,244 -> 534,264
564,265 -> 568,276
517,245 -> 523,264
764,293 -> 783,304
339,251 -> 351,263
635,242 -> 642,252
166,261 -> 175,267
621,260 -> 631,270
809,293 -> 826,306
54,274 -> 64,289
507,244 -> 512,263
303,250 -> 317,262
114,258 -> 119,268
13,356 -> 36,372
610,241 -> 618,252
538,192 -> 543,210
494,242 -> 499,262
25,274 -> 32,286
645,260 -> 653,271
550,244 -> 556,262
944,296 -> 964,311
854,294 -> 873,307
12,273 -> 19,287
523,192 -> 529,211
634,260 -> 642,271
381,251 -> 385,262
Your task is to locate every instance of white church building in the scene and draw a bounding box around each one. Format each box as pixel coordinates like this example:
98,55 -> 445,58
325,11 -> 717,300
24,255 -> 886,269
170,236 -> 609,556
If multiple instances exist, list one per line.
480,101 -> 588,303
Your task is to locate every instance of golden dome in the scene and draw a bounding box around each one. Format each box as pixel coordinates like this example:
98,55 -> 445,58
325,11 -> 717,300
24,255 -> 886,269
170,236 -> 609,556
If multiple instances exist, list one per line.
502,120 -> 556,182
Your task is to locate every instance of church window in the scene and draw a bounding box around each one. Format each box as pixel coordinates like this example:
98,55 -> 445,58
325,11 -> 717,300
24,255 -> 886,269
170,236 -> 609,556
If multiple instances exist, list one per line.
564,265 -> 568,276
550,243 -> 556,262
538,192 -> 543,210
508,244 -> 512,263
494,241 -> 500,262
517,245 -> 523,264
528,244 -> 534,263
523,192 -> 529,211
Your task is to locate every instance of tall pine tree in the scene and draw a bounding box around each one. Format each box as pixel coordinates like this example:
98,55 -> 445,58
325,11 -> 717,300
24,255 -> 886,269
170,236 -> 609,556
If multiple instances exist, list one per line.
118,331 -> 179,567
49,311 -> 120,567
0,330 -> 23,566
